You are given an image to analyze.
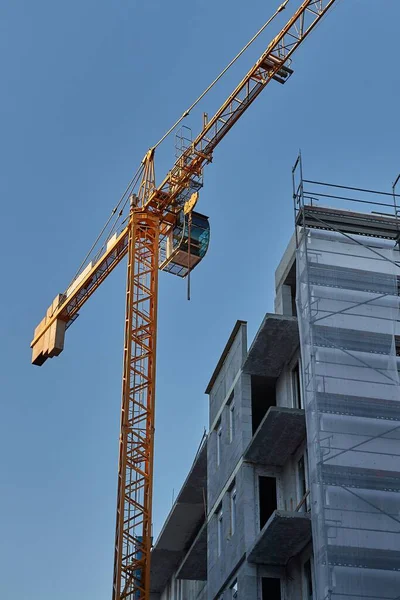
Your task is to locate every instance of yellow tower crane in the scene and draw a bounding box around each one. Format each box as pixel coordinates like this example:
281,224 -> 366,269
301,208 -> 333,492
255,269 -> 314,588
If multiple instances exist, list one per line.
30,2 -> 338,599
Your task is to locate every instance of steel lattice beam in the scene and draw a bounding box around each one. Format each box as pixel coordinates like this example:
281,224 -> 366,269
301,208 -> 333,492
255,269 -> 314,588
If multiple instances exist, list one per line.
112,211 -> 159,600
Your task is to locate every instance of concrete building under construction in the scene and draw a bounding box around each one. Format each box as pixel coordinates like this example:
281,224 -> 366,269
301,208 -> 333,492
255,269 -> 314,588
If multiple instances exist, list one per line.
150,162 -> 400,600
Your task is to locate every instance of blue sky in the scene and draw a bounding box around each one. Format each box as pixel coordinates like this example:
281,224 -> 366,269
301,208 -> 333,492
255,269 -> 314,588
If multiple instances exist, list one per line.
1,1 -> 400,598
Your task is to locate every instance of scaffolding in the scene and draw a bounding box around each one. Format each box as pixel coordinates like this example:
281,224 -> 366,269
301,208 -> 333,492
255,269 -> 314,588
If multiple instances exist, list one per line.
293,155 -> 400,600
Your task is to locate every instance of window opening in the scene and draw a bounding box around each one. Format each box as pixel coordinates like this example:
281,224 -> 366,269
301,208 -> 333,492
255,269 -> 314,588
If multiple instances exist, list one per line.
259,476 -> 277,530
217,507 -> 223,556
216,421 -> 222,467
228,392 -> 235,442
291,283 -> 297,316
251,375 -> 276,434
230,484 -> 237,536
261,577 -> 281,600
291,361 -> 302,408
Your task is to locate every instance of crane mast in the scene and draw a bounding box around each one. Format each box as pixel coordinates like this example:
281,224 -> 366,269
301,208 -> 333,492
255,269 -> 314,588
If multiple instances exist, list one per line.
30,2 -> 338,599
113,207 -> 159,599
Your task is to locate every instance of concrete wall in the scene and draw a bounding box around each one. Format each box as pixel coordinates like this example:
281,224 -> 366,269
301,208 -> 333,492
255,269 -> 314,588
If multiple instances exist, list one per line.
206,376 -> 254,599
206,314 -> 308,599
209,324 -> 247,426
208,560 -> 258,600
206,322 -> 259,599
207,462 -> 258,599
276,364 -> 293,409
282,543 -> 313,600
156,356 -> 310,600
208,372 -> 252,509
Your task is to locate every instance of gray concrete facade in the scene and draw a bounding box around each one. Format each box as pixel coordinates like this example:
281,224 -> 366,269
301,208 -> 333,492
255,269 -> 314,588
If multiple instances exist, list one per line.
151,236 -> 315,600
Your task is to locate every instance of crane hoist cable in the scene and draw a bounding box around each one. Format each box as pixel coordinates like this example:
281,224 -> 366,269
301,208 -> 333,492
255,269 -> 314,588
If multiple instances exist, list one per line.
66,162 -> 144,292
152,0 -> 290,152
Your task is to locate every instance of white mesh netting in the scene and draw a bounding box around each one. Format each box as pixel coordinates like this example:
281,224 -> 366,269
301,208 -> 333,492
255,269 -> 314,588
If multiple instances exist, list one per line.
296,228 -> 400,600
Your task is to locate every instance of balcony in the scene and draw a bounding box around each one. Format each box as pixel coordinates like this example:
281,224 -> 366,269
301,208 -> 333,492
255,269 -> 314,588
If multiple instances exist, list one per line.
243,314 -> 299,378
247,510 -> 311,565
244,406 -> 305,467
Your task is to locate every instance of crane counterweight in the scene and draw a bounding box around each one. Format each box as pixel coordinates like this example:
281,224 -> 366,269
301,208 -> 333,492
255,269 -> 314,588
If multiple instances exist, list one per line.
31,294 -> 66,365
